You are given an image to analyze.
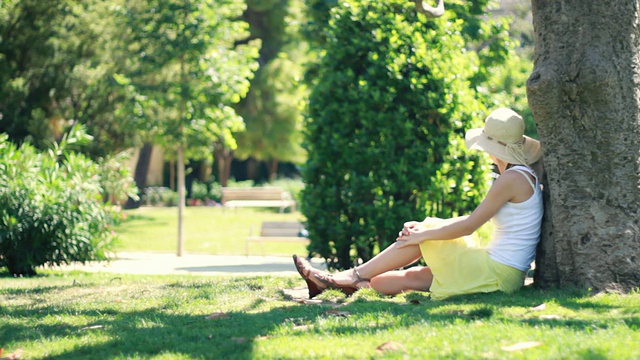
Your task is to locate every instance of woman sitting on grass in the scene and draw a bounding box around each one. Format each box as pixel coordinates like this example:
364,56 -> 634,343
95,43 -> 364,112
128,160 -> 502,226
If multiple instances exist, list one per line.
294,108 -> 543,300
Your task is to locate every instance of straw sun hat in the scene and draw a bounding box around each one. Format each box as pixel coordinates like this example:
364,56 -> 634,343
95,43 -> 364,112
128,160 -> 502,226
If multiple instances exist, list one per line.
465,108 -> 541,165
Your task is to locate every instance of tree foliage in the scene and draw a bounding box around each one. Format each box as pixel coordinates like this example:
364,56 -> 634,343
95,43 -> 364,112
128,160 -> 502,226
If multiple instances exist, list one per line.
232,0 -> 308,181
0,128 -> 136,275
0,0 -> 142,157
118,0 -> 259,157
301,0 -> 505,269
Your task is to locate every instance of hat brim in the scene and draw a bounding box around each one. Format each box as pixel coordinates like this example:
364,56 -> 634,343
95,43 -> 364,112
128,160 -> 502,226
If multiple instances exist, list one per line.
465,128 -> 541,165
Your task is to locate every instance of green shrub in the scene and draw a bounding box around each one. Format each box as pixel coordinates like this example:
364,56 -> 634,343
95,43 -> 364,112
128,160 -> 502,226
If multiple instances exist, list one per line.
191,181 -> 209,202
0,127 -> 135,275
142,186 -> 178,206
190,180 -> 223,203
270,177 -> 305,204
98,151 -> 139,205
301,0 -> 494,269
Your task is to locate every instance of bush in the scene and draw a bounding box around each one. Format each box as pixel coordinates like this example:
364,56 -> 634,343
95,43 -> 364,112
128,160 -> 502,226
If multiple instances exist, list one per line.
142,187 -> 178,206
270,177 -> 305,204
301,0 -> 494,269
190,180 -> 223,204
0,127 -> 135,275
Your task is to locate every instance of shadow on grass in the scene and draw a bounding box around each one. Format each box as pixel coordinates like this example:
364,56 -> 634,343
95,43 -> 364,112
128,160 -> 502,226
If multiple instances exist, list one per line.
2,278 -> 639,359
1,299 -> 328,359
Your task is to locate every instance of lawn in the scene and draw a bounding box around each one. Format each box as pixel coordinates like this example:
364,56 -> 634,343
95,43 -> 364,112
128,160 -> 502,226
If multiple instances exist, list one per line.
3,207 -> 639,358
2,271 -> 640,359
114,207 -> 308,256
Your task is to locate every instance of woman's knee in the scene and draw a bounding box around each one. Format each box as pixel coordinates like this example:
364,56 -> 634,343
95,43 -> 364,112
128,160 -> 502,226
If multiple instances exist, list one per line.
404,266 -> 433,291
370,267 -> 432,293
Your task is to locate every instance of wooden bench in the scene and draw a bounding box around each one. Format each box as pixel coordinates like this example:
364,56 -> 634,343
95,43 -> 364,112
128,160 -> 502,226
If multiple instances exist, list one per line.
221,187 -> 296,213
246,221 -> 309,256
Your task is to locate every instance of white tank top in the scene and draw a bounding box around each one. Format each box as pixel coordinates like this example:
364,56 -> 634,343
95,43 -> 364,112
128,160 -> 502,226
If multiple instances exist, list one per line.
487,166 -> 543,271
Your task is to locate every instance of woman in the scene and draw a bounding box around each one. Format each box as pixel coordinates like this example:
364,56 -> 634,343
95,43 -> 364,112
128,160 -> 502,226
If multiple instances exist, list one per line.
294,108 -> 543,300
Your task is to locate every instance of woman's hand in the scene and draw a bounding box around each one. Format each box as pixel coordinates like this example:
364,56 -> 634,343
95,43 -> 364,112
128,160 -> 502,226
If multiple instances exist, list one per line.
396,221 -> 426,248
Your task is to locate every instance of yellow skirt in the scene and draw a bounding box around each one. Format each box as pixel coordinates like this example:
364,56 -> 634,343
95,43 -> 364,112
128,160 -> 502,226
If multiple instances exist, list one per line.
418,220 -> 526,300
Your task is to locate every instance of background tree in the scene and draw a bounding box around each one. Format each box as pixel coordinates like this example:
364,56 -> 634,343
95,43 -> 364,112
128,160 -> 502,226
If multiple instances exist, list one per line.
300,0 -> 516,269
0,0 -> 142,157
527,0 -> 640,293
229,0 -> 307,183
121,0 -> 259,255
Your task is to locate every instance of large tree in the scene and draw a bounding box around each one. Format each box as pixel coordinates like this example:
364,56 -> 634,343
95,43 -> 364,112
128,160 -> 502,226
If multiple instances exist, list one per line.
418,0 -> 640,293
526,0 -> 640,293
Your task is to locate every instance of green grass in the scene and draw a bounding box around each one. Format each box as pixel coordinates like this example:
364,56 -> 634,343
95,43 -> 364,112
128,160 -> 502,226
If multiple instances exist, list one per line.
2,271 -> 640,359
115,207 -> 493,256
5,207 -> 638,358
115,207 -> 308,256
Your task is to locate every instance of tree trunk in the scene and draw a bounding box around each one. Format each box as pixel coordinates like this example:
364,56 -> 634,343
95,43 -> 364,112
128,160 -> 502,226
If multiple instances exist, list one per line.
214,143 -> 234,187
246,157 -> 257,181
268,158 -> 279,182
124,142 -> 153,210
169,160 -> 176,191
527,0 -> 640,293
177,146 -> 185,257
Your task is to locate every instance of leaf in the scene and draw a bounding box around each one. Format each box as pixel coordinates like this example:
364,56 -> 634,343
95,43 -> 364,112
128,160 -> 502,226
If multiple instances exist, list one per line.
81,325 -> 104,330
539,314 -> 561,320
205,312 -> 230,320
376,341 -> 406,353
501,341 -> 542,352
293,325 -> 311,331
325,309 -> 350,317
231,337 -> 247,343
400,299 -> 421,305
301,299 -> 323,305
530,303 -> 546,311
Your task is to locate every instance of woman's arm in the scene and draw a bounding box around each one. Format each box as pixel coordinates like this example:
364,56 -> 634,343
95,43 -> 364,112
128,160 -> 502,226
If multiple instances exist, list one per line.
396,171 -> 522,247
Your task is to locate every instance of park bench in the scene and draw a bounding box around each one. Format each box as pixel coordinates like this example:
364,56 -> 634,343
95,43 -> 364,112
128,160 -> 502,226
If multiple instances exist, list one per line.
245,221 -> 309,256
221,187 -> 296,213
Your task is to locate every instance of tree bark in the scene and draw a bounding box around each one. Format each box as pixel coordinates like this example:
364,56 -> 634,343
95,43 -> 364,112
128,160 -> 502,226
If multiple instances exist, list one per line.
214,143 -> 234,187
177,146 -> 185,257
124,142 -> 153,210
268,158 -> 279,182
246,157 -> 258,181
169,160 -> 176,191
527,0 -> 640,293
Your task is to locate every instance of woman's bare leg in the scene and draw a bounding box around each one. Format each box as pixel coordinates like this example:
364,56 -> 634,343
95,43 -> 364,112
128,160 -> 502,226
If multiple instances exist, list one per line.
369,266 -> 433,295
326,242 -> 423,286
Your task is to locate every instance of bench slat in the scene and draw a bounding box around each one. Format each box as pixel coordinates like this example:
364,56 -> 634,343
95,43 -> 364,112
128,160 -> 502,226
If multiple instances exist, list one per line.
222,187 -> 289,201
261,229 -> 300,237
260,221 -> 302,229
247,237 -> 309,243
245,221 -> 308,256
221,187 -> 295,213
224,200 -> 295,207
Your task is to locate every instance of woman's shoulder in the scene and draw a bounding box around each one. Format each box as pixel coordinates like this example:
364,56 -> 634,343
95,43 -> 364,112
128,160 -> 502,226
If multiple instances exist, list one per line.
495,169 -> 527,185
499,166 -> 537,202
